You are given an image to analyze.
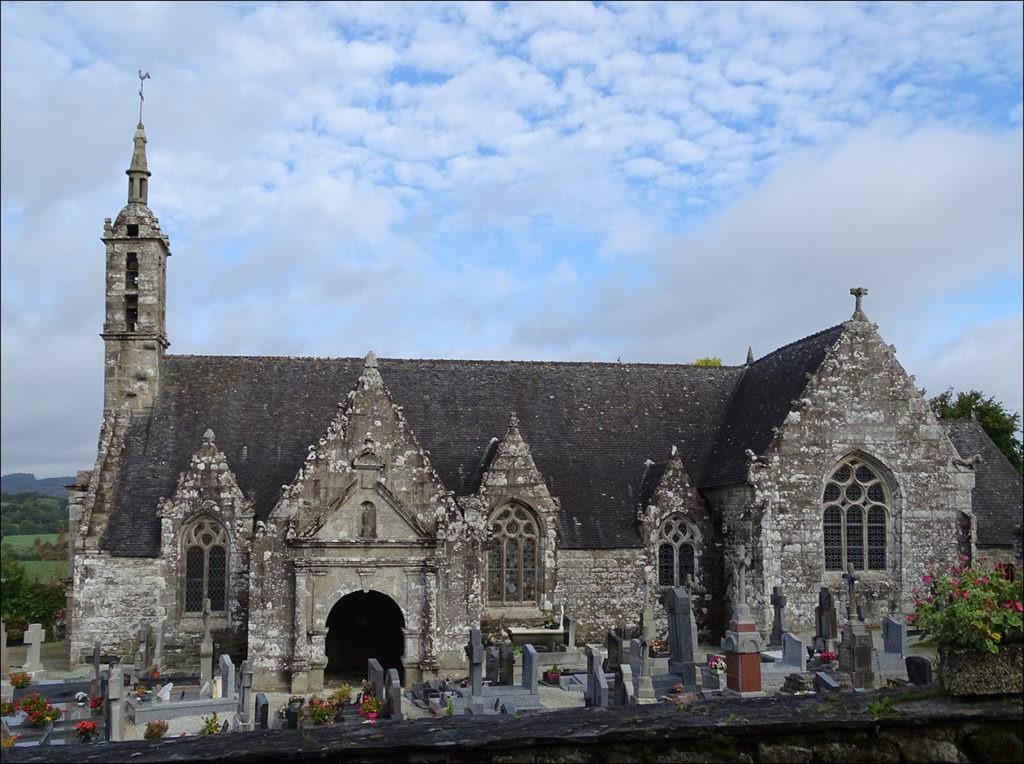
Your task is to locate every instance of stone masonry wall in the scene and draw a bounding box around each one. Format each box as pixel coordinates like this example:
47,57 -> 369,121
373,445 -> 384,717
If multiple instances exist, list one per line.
553,549 -> 646,643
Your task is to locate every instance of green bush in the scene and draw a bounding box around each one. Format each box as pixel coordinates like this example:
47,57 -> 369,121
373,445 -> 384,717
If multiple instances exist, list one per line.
0,554 -> 65,636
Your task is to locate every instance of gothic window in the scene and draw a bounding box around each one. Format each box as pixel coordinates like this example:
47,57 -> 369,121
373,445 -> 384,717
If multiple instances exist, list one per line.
359,501 -> 377,539
182,517 -> 229,613
486,504 -> 540,606
657,514 -> 698,587
822,456 -> 890,572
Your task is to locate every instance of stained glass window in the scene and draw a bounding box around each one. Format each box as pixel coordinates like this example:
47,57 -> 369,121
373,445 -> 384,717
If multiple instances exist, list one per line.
822,456 -> 890,573
656,515 -> 700,588
182,517 -> 229,614
486,504 -> 540,605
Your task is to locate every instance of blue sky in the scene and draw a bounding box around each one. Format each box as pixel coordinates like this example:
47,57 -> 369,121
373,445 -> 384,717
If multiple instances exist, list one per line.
1,1 -> 1021,476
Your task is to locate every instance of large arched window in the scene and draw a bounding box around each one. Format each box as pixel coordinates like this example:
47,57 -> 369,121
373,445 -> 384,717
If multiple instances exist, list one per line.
822,456 -> 890,572
486,504 -> 540,606
657,514 -> 699,587
183,517 -> 229,613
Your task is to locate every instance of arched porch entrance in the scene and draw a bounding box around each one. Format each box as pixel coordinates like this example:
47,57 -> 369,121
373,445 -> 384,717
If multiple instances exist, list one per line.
325,590 -> 405,680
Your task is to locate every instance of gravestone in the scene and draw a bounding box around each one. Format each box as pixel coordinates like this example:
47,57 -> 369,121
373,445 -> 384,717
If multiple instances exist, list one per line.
782,632 -> 806,670
220,654 -> 236,699
905,656 -> 932,686
465,629 -> 484,696
141,623 -> 155,672
585,645 -> 609,708
152,621 -> 166,673
636,674 -> 657,703
367,658 -> 385,702
238,660 -> 253,729
386,668 -> 403,721
606,630 -> 628,669
22,622 -> 45,678
134,625 -> 147,673
660,588 -> 696,687
200,599 -> 214,684
564,616 -> 577,651
701,665 -> 722,690
882,615 -> 907,656
521,645 -> 539,695
813,671 -> 840,694
106,665 -> 125,742
485,647 -> 500,685
769,587 -> 787,649
838,567 -> 875,689
722,546 -> 764,696
212,676 -> 223,699
500,645 -> 515,685
616,664 -> 636,705
813,587 -> 839,652
1,621 -> 8,677
284,704 -> 299,730
255,693 -> 269,730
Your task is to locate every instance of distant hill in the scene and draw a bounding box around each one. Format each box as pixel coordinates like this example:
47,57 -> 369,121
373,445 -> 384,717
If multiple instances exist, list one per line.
0,473 -> 74,498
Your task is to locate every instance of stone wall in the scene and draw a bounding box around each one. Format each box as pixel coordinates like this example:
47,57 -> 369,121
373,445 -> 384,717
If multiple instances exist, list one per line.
553,549 -> 646,643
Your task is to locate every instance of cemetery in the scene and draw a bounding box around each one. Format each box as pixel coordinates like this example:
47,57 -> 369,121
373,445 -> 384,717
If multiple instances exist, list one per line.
3,555 -> 1021,762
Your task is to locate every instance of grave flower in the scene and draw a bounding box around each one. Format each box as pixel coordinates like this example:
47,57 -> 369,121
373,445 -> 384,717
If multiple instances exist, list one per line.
89,695 -> 104,714
199,712 -> 221,735
144,719 -> 169,740
358,694 -> 382,723
707,655 -> 727,674
20,694 -> 62,728
1,700 -> 15,718
75,720 -> 100,743
819,650 -> 838,667
8,672 -> 31,689
328,684 -> 353,708
307,696 -> 334,726
1,733 -> 20,750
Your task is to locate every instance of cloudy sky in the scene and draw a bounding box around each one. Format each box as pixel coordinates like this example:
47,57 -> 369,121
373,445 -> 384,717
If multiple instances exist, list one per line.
1,1 -> 1022,477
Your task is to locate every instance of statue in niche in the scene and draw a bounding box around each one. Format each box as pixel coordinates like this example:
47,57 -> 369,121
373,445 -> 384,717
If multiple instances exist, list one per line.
359,501 -> 377,539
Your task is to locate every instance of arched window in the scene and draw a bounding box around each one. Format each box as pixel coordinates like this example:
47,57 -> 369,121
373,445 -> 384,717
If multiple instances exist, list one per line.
657,515 -> 699,587
182,517 -> 229,613
486,504 -> 540,606
822,456 -> 890,572
359,501 -> 377,539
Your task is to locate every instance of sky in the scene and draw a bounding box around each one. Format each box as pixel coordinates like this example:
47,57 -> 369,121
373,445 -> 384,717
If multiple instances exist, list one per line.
1,1 -> 1022,477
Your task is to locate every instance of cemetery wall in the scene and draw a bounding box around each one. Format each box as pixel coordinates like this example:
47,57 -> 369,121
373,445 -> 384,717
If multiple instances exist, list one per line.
553,549 -> 646,642
752,318 -> 975,633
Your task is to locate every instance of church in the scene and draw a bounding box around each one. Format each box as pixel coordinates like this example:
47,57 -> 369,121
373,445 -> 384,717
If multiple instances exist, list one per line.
67,119 -> 1009,692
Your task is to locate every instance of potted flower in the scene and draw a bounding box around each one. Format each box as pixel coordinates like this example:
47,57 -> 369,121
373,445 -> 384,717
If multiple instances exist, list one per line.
911,557 -> 1023,696
328,684 -> 352,709
8,672 -> 31,689
135,684 -> 153,702
307,696 -> 334,726
818,651 -> 838,669
707,655 -> 727,676
358,694 -> 382,723
649,638 -> 669,657
74,720 -> 100,743
543,664 -> 562,684
144,719 -> 169,740
150,669 -> 161,681
89,695 -> 104,715
19,694 -> 61,729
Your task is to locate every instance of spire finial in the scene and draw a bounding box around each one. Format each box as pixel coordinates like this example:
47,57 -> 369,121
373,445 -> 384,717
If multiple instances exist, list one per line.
203,428 -> 215,443
850,287 -> 869,320
364,350 -> 378,369
746,346 -> 754,364
507,411 -> 520,433
138,70 -> 150,124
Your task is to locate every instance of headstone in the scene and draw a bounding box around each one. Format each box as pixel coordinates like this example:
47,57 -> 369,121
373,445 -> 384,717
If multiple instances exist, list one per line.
106,665 -> 125,742
636,674 -> 656,704
156,682 -> 173,702
905,656 -> 932,686
485,646 -> 500,685
882,615 -> 907,656
386,668 -> 403,721
199,680 -> 212,698
781,632 -> 806,670
255,693 -> 269,730
701,665 -> 722,690
521,645 -> 539,695
660,588 -> 696,687
0,621 -> 8,677
200,598 -> 214,684
367,658 -> 385,702
585,645 -> 609,708
500,645 -> 515,685
284,704 -> 299,730
722,547 -> 763,697
769,587 -> 787,649
813,671 -> 840,694
500,699 -> 518,715
616,664 -> 636,705
212,675 -> 223,699
465,629 -> 484,696
630,638 -> 651,679
152,621 -> 166,673
565,616 -> 577,651
813,587 -> 839,652
141,623 -> 155,672
22,622 -> 45,678
219,654 -> 236,699
238,660 -> 253,729
606,630 -> 627,668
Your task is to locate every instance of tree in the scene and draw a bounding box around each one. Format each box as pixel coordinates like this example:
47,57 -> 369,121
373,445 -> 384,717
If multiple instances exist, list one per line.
929,388 -> 1023,473
693,357 -> 722,367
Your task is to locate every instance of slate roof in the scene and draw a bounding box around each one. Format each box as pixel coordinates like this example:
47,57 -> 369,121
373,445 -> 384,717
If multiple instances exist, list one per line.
107,356 -> 749,555
702,324 -> 846,487
941,419 -> 1024,548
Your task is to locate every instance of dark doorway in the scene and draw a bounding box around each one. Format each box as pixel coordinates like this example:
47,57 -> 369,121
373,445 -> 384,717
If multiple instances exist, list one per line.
325,590 -> 405,681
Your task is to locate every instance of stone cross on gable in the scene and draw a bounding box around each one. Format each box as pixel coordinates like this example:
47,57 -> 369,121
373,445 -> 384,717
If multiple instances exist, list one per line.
850,287 -> 869,320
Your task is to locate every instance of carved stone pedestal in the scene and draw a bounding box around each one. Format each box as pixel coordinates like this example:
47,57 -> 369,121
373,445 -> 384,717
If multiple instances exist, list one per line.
722,618 -> 765,698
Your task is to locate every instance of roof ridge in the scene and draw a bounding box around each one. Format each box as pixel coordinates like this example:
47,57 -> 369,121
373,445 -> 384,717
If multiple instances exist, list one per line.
746,322 -> 846,365
163,353 -> 747,369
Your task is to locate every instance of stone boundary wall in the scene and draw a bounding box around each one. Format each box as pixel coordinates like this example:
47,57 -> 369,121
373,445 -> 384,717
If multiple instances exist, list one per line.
9,689 -> 1022,763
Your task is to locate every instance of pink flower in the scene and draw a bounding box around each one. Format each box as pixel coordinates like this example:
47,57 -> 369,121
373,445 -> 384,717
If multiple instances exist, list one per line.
922,574 -> 933,584
960,591 -> 970,600
1016,602 -> 1024,613
926,596 -> 934,604
979,576 -> 990,585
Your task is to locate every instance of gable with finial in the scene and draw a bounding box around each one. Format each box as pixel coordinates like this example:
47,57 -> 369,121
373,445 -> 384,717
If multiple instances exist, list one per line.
272,351 -> 451,542
157,429 -> 252,523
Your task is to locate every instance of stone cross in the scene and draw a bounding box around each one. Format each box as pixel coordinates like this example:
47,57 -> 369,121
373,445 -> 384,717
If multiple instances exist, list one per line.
814,587 -> 839,652
22,622 -> 45,676
564,616 -> 577,652
137,69 -> 150,123
660,587 -> 696,687
850,287 -> 868,320
238,660 -> 253,729
153,621 -> 165,673
521,644 -> 539,695
842,565 -> 861,621
465,628 -> 484,696
769,586 -> 787,648
733,544 -> 752,619
200,598 -> 214,684
640,587 -> 656,642
105,665 -> 125,742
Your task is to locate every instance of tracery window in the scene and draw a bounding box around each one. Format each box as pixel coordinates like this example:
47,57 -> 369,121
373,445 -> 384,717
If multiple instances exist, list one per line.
183,517 -> 229,613
822,456 -> 890,572
657,514 -> 698,587
486,504 -> 540,605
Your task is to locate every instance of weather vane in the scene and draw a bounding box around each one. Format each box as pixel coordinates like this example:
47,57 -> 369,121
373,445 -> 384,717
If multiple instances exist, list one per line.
138,69 -> 151,123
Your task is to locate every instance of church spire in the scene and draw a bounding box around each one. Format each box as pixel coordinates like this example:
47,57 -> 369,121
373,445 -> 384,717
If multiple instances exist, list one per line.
126,121 -> 151,204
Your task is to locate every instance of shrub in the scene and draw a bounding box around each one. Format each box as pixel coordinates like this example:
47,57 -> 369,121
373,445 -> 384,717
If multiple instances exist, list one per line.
911,557 -> 1024,653
199,712 -> 221,735
144,719 -> 169,740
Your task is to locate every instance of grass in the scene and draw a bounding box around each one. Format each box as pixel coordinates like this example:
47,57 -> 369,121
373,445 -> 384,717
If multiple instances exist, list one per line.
19,560 -> 68,583
1,533 -> 60,549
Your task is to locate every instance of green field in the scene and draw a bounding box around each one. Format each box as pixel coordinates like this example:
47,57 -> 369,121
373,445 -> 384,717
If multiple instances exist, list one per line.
1,532 -> 60,549
20,559 -> 68,582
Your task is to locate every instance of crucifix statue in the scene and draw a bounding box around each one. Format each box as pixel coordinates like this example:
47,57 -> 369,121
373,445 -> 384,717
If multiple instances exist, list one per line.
137,69 -> 151,123
842,564 -> 860,621
201,597 -> 212,639
734,543 -> 752,606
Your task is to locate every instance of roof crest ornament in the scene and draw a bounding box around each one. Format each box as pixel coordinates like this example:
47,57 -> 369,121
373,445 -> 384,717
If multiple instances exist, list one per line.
850,287 -> 869,321
507,410 -> 520,433
364,350 -> 378,369
746,346 -> 754,364
138,69 -> 150,124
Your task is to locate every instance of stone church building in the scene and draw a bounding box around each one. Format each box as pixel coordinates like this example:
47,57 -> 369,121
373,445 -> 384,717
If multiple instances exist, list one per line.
67,120 -> 1009,691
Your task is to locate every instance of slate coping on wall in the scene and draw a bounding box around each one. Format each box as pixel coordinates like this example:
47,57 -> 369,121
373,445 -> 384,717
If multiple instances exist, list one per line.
5,687 -> 1022,763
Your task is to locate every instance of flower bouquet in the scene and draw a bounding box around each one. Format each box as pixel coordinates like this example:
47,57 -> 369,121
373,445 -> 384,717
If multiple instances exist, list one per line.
75,720 -> 99,743
8,672 -> 31,689
89,695 -> 104,715
819,650 -> 838,669
707,655 -> 727,675
358,694 -> 382,723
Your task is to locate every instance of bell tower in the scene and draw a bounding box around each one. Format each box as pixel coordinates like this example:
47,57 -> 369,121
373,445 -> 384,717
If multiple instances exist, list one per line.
100,119 -> 170,412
